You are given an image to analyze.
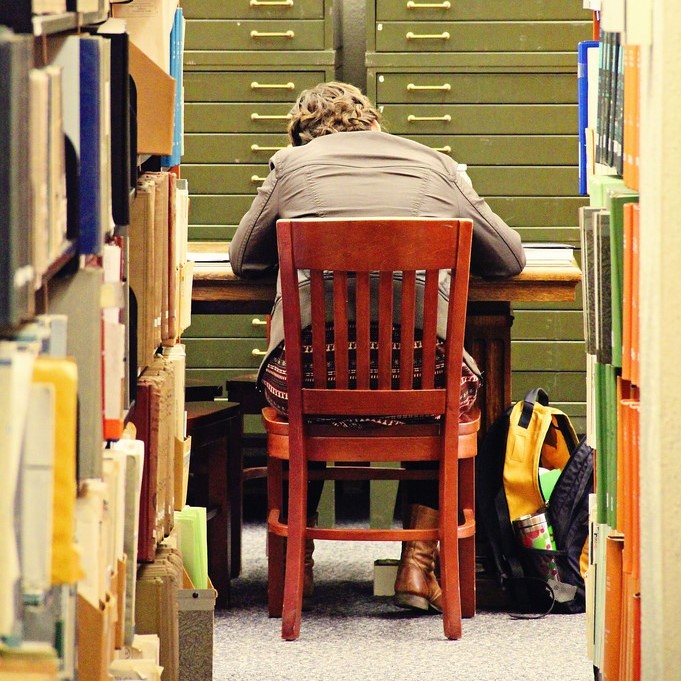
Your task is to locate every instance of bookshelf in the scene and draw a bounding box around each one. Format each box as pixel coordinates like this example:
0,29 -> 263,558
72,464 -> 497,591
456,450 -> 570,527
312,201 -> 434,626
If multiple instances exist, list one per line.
578,2 -> 643,679
0,2 -> 196,680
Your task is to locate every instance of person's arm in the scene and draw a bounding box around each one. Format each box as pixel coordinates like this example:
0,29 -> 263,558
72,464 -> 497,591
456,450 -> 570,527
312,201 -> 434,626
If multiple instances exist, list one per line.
228,166 -> 280,278
454,174 -> 526,278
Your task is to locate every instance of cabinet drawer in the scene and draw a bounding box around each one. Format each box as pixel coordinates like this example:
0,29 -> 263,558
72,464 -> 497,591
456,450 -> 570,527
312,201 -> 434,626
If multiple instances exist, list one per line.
375,21 -> 589,53
380,104 -> 576,135
399,134 -> 577,166
186,103 -> 292,133
184,133 -> 290,164
185,19 -> 325,52
374,72 -> 578,104
467,167 -> 578,197
185,70 -> 325,102
375,0 -> 590,22
190,195 -> 259,224
183,164 -> 271,194
486,197 -> 587,227
185,338 -> 269,368
183,0 -> 323,20
513,310 -> 585,341
185,314 -> 269,338
189,225 -> 239,241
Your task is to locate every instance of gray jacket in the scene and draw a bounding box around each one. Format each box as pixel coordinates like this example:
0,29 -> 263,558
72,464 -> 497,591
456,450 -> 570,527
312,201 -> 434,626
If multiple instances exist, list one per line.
228,130 -> 526,377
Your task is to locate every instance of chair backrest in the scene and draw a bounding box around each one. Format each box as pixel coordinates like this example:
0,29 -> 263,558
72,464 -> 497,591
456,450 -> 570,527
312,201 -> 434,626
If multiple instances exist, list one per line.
276,217 -> 473,438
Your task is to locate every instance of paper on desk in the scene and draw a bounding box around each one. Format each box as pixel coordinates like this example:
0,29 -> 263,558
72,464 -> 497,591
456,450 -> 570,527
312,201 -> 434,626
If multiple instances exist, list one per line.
188,252 -> 230,264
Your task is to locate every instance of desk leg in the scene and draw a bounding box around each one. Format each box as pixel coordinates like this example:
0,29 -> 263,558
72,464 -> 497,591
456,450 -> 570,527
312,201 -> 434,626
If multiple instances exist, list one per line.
465,302 -> 513,434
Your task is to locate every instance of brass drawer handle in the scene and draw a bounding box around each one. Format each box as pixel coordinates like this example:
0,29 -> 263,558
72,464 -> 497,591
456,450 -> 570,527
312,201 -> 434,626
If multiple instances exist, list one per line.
251,144 -> 287,152
251,81 -> 296,90
407,83 -> 451,91
250,30 -> 295,39
406,31 -> 450,40
407,114 -> 451,123
251,113 -> 292,120
251,348 -> 268,357
433,145 -> 452,154
250,0 -> 294,5
251,175 -> 267,183
406,1 -> 451,8
251,318 -> 268,326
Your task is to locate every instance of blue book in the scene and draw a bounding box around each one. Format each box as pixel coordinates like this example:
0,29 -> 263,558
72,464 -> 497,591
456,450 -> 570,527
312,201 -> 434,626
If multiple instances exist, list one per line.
161,8 -> 184,168
79,36 -> 102,254
578,40 -> 599,195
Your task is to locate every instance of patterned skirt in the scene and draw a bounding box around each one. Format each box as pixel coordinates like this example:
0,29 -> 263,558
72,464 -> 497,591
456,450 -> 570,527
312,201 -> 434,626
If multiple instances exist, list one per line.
261,323 -> 481,427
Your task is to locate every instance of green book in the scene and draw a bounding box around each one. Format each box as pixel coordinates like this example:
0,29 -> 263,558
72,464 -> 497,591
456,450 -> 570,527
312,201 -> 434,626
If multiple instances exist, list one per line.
593,362 -> 608,524
606,189 -> 639,368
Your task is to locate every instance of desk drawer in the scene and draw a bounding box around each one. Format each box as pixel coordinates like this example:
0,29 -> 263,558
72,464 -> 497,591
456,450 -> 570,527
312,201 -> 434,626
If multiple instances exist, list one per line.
185,19 -> 325,52
380,104 -> 576,135
185,70 -> 325,102
183,0 -> 323,20
183,164 -> 271,194
399,134 -> 577,166
374,21 -> 589,53
186,103 -> 291,134
184,134 -> 290,164
375,72 -> 578,104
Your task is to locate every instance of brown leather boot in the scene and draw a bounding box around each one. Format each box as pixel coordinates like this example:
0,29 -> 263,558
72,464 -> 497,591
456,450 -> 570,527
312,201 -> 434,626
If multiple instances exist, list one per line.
393,504 -> 442,613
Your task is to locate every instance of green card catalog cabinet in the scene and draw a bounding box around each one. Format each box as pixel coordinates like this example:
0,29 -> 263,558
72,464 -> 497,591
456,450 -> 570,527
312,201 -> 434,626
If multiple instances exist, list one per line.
181,0 -> 340,396
366,0 -> 592,429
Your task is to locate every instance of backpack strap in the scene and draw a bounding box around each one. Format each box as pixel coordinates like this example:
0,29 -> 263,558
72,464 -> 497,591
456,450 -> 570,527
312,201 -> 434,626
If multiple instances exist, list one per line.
519,388 -> 550,428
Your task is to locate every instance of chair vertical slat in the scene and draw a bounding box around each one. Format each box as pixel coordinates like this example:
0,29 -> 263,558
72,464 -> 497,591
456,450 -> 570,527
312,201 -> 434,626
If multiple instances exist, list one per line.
356,271 -> 371,389
399,270 -> 416,389
378,272 -> 394,390
421,269 -> 439,389
333,272 -> 349,389
310,270 -> 327,388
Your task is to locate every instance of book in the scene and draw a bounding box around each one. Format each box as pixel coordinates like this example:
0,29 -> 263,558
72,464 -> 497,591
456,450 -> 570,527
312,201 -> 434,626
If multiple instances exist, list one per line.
129,179 -> 158,371
0,30 -> 35,330
0,342 -> 35,638
606,189 -> 638,368
522,242 -> 575,266
96,18 -> 131,227
78,35 -> 103,255
160,6 -> 184,167
20,382 -> 56,600
578,40 -> 600,195
579,206 -> 601,355
48,267 -> 105,480
594,210 -> 612,364
602,532 -> 625,680
32,357 -> 83,586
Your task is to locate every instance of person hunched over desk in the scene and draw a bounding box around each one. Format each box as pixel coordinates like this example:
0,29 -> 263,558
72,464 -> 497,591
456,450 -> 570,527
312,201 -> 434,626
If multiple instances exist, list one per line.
228,81 -> 526,614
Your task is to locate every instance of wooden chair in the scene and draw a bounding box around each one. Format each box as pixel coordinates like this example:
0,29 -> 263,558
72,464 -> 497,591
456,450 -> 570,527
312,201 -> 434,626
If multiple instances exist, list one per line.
264,217 -> 479,640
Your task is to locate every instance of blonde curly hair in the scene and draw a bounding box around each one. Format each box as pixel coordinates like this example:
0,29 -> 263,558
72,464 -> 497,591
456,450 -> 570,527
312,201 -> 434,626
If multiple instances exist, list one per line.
287,81 -> 382,147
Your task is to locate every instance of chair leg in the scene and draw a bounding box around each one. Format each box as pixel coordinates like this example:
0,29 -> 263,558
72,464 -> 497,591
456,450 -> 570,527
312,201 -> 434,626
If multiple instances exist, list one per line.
459,457 -> 476,618
267,458 -> 285,618
439,463 -> 462,640
281,457 -> 308,641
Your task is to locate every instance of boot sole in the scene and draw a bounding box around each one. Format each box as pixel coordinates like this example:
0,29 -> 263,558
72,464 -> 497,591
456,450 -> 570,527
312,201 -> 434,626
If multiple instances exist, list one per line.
393,592 -> 442,614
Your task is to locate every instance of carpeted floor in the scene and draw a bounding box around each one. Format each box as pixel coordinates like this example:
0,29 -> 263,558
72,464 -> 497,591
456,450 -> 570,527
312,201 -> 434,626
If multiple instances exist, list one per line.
212,519 -> 594,681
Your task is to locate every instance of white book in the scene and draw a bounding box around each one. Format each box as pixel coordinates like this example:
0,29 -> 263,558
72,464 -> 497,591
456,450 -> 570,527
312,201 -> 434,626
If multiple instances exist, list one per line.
21,382 -> 56,598
523,242 -> 575,266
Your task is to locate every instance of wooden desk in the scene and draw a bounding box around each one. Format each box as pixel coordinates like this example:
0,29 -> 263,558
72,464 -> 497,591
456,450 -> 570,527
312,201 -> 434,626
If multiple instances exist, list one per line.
189,243 -> 581,433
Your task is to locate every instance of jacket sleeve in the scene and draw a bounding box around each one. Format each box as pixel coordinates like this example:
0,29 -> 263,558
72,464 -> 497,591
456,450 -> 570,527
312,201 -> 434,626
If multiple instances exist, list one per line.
228,166 -> 280,279
454,174 -> 526,279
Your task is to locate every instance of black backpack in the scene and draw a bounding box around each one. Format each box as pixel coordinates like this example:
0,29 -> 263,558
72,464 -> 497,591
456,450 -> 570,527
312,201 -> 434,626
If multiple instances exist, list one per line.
476,388 -> 594,616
